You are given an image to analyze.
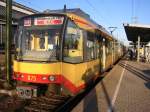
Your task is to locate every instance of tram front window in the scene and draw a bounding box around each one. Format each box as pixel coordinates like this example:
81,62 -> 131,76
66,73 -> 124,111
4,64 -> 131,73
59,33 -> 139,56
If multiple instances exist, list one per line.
18,28 -> 60,61
16,16 -> 64,61
23,29 -> 60,51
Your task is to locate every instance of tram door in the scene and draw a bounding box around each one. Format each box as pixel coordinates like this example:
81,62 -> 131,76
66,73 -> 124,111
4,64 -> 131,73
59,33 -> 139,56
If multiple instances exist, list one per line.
101,38 -> 106,72
62,19 -> 84,95
112,40 -> 115,64
99,39 -> 103,73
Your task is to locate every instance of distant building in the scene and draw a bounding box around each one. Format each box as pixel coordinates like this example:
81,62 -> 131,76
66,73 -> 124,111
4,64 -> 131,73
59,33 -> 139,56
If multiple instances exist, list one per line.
0,0 -> 38,47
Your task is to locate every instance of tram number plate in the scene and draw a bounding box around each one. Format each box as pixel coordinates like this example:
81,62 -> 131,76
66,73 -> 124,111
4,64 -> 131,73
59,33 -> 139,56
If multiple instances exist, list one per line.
27,75 -> 37,81
17,86 -> 38,99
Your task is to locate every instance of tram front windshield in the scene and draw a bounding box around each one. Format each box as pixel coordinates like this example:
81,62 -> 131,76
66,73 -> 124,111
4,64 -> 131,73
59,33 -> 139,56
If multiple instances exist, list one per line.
16,16 -> 64,61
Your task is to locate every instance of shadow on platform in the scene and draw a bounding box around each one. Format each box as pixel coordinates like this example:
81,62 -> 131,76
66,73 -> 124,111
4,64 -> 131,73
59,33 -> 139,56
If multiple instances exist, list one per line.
83,88 -> 99,112
101,81 -> 114,112
145,81 -> 150,89
83,80 -> 114,112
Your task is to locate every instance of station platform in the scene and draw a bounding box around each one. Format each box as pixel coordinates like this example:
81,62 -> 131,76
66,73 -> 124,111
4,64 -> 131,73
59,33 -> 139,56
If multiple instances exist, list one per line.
71,60 -> 150,112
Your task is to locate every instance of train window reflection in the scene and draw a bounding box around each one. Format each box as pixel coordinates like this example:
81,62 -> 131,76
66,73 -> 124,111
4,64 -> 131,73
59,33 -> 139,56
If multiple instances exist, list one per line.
63,20 -> 83,63
86,32 -> 95,60
18,27 -> 61,61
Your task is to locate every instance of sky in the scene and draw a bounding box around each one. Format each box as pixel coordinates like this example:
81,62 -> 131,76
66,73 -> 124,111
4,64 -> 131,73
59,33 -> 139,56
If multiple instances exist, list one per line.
14,0 -> 150,45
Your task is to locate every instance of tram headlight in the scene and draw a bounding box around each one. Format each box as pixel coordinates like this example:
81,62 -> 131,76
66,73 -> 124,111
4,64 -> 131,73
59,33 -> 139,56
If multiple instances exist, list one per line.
49,75 -> 55,81
14,74 -> 20,78
20,74 -> 24,78
17,89 -> 24,96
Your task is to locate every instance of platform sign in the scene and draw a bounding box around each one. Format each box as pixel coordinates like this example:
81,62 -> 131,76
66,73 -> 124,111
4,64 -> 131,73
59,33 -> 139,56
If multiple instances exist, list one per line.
24,19 -> 31,26
34,16 -> 64,26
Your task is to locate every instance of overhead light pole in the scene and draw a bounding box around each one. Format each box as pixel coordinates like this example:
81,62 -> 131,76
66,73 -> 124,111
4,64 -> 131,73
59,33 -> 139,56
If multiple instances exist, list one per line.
108,27 -> 117,64
108,27 -> 117,35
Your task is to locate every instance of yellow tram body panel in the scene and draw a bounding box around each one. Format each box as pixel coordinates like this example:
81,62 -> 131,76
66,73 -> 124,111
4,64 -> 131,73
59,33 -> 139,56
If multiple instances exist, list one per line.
62,62 -> 87,87
13,60 -> 61,74
62,59 -> 100,93
62,59 -> 100,87
105,54 -> 113,70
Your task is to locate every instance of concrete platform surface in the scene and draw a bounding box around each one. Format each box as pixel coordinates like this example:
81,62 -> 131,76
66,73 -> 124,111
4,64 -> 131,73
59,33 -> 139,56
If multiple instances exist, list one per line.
71,60 -> 150,112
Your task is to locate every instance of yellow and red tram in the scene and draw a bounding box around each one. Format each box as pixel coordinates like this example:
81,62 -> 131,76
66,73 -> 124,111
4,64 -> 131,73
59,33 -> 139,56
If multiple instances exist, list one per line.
13,9 -> 124,98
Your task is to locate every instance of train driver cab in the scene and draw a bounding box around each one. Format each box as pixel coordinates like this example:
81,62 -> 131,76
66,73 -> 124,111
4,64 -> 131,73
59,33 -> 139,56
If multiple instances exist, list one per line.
15,16 -> 64,62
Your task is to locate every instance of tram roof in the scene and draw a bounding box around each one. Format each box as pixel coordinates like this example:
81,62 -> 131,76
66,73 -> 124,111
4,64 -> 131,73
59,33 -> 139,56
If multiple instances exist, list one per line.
123,23 -> 150,43
43,8 -> 114,40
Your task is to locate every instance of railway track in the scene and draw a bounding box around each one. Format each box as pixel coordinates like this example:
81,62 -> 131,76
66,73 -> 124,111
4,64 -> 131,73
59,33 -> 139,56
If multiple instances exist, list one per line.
24,95 -> 70,112
0,94 -> 70,112
0,95 -> 26,112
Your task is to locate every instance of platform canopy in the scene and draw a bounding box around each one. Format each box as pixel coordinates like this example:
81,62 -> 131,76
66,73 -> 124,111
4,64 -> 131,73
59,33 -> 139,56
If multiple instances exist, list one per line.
0,0 -> 38,21
123,23 -> 150,43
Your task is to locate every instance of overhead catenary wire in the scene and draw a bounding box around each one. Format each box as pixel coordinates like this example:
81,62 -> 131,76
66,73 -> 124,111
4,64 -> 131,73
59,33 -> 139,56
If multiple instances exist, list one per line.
84,0 -> 126,42
131,0 -> 140,23
85,0 -> 111,26
78,0 -> 129,44
69,0 -> 107,26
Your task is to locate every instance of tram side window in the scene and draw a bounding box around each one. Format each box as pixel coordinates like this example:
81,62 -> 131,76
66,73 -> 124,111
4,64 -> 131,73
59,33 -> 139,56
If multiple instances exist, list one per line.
0,24 -> 2,46
63,20 -> 83,63
86,32 -> 95,60
114,40 -> 118,54
95,35 -> 100,59
12,25 -> 17,45
106,39 -> 112,55
1,25 -> 6,46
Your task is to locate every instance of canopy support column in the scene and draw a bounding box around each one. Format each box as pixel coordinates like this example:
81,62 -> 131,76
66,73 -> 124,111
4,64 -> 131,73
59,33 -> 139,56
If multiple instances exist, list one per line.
143,45 -> 145,61
137,36 -> 140,62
